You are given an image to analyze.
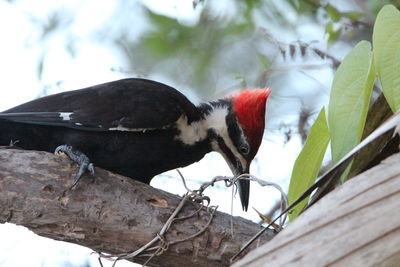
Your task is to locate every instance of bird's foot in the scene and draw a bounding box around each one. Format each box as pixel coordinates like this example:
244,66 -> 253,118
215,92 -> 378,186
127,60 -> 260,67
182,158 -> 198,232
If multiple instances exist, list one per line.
55,145 -> 95,189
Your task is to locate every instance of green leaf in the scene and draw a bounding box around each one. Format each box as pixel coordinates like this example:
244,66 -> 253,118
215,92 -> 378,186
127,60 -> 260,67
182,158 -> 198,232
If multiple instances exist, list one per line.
373,5 -> 400,112
288,108 -> 330,221
326,4 -> 341,22
325,21 -> 342,43
328,41 -> 375,181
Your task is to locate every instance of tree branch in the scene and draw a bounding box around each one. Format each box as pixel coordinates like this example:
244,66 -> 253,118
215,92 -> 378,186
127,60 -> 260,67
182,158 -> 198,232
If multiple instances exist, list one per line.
0,149 -> 275,266
234,153 -> 400,266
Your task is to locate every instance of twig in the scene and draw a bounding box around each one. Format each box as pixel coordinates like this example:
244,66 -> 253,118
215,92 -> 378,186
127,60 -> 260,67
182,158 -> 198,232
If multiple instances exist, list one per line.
261,28 -> 342,69
100,172 -> 287,266
113,194 -> 192,264
176,169 -> 193,192
100,183 -> 217,266
235,174 -> 288,228
168,206 -> 218,246
230,185 -> 235,237
253,207 -> 281,230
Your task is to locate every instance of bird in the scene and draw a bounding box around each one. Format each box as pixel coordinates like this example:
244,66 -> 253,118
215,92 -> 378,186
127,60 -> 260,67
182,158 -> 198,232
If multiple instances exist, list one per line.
0,78 -> 271,211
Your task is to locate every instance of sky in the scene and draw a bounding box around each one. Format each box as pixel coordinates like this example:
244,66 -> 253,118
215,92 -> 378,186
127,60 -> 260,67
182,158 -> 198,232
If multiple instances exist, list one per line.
0,0 -> 336,266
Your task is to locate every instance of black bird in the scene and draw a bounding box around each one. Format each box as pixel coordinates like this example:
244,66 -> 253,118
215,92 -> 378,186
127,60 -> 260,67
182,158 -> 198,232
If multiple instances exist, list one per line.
0,78 -> 271,210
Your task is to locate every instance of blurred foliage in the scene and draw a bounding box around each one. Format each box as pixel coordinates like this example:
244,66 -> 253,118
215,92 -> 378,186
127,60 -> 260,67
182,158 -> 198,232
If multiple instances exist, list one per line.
134,7 -> 255,96
104,0 -> 397,106
115,1 -> 268,99
5,0 -> 395,109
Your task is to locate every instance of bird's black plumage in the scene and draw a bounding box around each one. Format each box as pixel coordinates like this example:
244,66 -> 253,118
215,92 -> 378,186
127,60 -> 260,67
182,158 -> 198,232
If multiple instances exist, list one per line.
0,119 -> 214,182
3,78 -> 201,130
0,79 -> 213,183
0,78 -> 266,210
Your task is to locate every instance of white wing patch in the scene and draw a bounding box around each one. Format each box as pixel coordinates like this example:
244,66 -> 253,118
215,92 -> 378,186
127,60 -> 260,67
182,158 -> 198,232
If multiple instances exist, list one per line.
108,124 -> 171,132
59,112 -> 73,121
108,125 -> 149,132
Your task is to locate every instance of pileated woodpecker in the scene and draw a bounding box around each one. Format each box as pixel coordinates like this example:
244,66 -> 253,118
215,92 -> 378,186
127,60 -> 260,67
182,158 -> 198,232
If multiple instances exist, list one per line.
0,78 -> 271,210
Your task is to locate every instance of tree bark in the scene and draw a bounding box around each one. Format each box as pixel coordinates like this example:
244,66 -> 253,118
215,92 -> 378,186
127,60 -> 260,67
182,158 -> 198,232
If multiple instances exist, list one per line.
234,153 -> 400,266
0,149 -> 275,266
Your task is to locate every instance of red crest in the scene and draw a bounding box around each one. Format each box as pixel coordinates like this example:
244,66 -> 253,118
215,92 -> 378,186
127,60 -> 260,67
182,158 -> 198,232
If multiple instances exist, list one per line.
232,89 -> 271,159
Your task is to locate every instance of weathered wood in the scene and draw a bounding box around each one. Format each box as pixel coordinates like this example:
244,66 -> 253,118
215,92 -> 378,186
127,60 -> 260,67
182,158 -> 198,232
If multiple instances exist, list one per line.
0,149 -> 275,267
233,153 -> 400,266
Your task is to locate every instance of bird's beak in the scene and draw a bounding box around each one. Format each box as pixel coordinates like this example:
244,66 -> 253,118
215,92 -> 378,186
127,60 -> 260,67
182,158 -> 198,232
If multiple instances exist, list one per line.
215,137 -> 251,211
231,159 -> 250,211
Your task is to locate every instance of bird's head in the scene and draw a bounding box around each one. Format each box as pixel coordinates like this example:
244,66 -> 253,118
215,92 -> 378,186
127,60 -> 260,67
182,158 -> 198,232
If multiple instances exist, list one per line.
209,88 -> 271,211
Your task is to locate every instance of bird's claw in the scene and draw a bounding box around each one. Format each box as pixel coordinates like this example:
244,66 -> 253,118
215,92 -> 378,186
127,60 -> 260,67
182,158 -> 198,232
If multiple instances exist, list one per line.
55,145 -> 95,189
191,194 -> 210,206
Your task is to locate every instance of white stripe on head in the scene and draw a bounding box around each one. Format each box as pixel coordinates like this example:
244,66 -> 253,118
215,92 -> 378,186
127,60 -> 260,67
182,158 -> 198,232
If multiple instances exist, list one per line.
176,106 -> 247,171
205,107 -> 247,171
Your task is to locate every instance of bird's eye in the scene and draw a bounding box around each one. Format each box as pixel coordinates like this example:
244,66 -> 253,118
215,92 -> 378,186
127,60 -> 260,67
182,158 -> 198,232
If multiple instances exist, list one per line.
239,145 -> 249,155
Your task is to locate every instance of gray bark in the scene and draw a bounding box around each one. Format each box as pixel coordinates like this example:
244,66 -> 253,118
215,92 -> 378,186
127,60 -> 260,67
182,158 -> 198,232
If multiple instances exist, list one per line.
0,149 -> 275,266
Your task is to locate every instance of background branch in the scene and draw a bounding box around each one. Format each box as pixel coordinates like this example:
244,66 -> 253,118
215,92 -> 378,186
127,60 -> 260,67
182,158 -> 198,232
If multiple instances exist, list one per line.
0,149 -> 275,267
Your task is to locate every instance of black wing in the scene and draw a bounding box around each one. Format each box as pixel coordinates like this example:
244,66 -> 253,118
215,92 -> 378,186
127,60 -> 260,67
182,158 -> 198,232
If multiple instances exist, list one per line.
0,78 -> 200,131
